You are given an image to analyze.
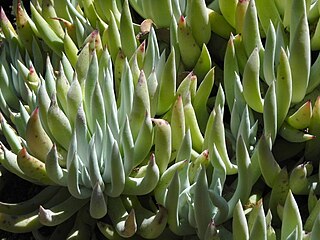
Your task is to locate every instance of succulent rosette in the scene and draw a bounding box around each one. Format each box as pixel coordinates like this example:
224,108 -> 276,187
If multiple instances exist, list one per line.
0,0 -> 319,239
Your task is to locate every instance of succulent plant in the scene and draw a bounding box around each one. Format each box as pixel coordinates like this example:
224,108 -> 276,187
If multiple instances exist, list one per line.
0,0 -> 319,239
